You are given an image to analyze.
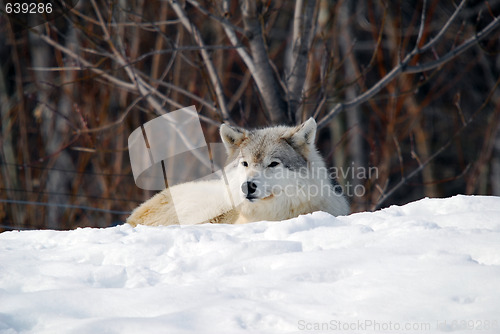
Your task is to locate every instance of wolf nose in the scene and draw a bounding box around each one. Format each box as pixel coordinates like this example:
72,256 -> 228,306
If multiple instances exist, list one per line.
241,181 -> 257,196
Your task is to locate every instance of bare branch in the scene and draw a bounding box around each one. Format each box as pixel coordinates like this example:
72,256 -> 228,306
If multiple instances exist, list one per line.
374,69 -> 500,210
317,3 -> 500,129
185,0 -> 246,35
406,13 -> 500,73
287,0 -> 317,123
418,0 -> 467,53
228,71 -> 252,111
75,95 -> 144,134
240,0 -> 288,124
35,11 -> 219,128
222,25 -> 256,74
89,0 -> 167,116
374,124 -> 464,210
35,33 -> 136,92
86,0 -> 219,129
29,61 -> 219,117
36,28 -> 220,126
415,0 -> 428,48
87,2 -> 222,173
218,0 -> 256,74
68,5 -> 181,28
167,0 -> 231,122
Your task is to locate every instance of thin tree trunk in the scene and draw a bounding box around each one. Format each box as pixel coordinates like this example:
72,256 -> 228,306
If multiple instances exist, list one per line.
30,24 -> 75,229
492,121 -> 500,196
240,0 -> 288,124
338,1 -> 365,210
286,0 -> 317,123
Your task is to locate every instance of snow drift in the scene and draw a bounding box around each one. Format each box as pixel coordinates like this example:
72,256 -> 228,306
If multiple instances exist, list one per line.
1,195 -> 499,333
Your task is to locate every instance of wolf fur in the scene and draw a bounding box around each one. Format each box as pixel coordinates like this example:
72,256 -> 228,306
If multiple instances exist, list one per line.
127,118 -> 349,226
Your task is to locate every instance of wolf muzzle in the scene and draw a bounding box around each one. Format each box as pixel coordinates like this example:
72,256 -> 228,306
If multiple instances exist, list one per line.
241,181 -> 258,200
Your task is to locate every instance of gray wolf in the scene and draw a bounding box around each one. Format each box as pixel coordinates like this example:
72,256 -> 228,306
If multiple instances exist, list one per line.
127,118 -> 349,226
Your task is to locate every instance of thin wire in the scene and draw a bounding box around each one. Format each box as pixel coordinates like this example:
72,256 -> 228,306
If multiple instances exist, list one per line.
0,187 -> 142,204
0,224 -> 37,231
0,199 -> 131,215
0,162 -> 133,177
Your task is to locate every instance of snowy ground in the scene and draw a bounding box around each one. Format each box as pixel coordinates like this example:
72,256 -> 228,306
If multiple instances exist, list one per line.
1,195 -> 499,334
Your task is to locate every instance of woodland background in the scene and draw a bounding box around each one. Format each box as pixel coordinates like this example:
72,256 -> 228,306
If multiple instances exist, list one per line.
1,0 -> 500,230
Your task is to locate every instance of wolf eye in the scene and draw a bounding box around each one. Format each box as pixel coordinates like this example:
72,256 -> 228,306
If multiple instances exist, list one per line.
268,161 -> 280,168
241,161 -> 248,167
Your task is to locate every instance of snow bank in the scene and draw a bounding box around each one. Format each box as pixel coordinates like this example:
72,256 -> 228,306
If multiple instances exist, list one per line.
1,195 -> 499,333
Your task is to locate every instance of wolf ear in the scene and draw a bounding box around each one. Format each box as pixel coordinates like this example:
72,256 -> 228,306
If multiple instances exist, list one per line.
220,123 -> 247,152
290,117 -> 317,148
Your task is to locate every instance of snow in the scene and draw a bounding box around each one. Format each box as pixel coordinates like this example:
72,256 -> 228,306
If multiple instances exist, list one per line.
1,195 -> 500,334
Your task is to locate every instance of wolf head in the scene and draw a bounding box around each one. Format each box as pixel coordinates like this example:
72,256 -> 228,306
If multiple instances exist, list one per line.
220,118 -> 344,222
221,118 -> 317,165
